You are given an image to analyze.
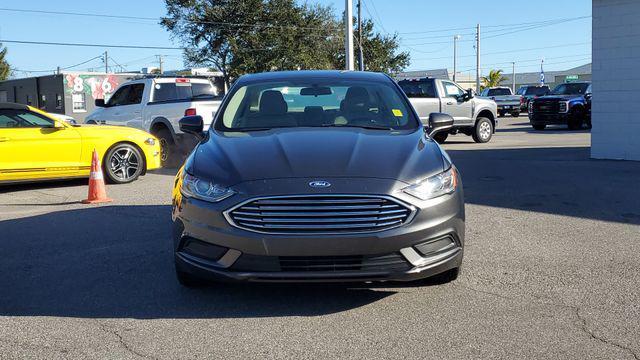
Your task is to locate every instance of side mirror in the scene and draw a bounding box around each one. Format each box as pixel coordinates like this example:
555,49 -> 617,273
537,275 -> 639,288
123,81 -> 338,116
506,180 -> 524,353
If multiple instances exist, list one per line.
95,99 -> 106,107
179,115 -> 204,137
53,121 -> 67,129
427,113 -> 454,137
465,89 -> 474,100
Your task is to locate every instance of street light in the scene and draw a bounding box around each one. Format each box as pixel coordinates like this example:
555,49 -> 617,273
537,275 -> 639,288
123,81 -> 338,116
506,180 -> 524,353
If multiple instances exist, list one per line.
453,35 -> 461,82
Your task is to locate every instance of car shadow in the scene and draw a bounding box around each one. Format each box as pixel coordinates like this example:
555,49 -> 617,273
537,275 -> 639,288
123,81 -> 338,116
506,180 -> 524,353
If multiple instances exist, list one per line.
446,146 -> 640,225
0,205 -> 396,319
0,178 -> 87,194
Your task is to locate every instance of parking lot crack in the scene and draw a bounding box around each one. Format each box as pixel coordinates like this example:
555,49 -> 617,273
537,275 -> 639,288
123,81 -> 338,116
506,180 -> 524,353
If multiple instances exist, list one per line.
574,307 -> 639,360
457,284 -> 638,359
94,320 -> 157,360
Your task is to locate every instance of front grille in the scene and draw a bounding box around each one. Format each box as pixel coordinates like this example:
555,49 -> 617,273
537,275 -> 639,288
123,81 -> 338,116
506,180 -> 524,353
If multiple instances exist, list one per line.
533,100 -> 559,113
225,195 -> 414,234
279,253 -> 410,272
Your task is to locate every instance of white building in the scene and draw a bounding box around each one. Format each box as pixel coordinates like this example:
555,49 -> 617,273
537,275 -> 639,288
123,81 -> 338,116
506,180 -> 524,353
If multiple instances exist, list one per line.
591,0 -> 640,161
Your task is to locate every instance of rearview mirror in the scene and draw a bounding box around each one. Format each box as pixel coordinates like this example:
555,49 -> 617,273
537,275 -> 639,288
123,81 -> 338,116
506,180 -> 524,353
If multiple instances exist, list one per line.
179,115 -> 204,137
300,86 -> 332,96
95,99 -> 106,107
427,113 -> 454,137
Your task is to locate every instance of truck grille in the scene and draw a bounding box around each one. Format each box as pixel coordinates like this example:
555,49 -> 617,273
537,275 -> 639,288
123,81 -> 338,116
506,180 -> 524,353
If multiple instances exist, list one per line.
225,195 -> 414,234
533,100 -> 559,113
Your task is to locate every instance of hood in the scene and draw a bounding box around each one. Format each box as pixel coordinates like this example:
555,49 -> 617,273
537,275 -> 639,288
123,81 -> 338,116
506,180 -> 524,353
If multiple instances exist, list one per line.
537,94 -> 583,101
188,128 -> 446,186
72,124 -> 154,139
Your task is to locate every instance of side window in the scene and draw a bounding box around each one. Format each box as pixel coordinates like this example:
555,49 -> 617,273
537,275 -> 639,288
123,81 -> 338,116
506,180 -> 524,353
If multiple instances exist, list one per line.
107,86 -> 130,106
0,109 -> 54,128
153,83 -> 178,102
398,80 -> 436,98
126,84 -> 145,105
442,81 -> 464,98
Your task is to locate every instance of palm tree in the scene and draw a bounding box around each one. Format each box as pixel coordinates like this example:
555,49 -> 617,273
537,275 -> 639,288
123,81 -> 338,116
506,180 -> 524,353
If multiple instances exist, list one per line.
480,69 -> 508,90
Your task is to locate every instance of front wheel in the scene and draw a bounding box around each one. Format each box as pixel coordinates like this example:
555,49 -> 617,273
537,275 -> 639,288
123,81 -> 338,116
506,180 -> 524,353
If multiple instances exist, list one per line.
104,143 -> 144,184
472,117 -> 493,143
532,124 -> 546,131
511,111 -> 520,118
568,108 -> 585,130
498,111 -> 506,117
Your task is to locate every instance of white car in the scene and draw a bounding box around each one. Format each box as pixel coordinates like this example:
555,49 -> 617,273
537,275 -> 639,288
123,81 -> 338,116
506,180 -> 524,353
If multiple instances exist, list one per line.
85,76 -> 222,165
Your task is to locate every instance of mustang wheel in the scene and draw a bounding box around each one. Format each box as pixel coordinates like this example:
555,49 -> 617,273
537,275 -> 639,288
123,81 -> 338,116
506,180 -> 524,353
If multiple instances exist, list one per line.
104,143 -> 144,184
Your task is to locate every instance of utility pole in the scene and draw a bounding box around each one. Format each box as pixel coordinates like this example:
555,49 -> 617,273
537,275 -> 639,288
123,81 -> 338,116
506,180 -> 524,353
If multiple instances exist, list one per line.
475,24 -> 480,92
453,35 -> 461,82
512,61 -> 516,93
104,51 -> 108,73
357,0 -> 364,71
345,0 -> 355,71
157,55 -> 164,74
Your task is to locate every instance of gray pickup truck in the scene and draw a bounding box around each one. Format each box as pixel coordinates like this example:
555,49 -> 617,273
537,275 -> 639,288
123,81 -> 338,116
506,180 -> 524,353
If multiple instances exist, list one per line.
398,77 -> 498,143
479,87 -> 523,117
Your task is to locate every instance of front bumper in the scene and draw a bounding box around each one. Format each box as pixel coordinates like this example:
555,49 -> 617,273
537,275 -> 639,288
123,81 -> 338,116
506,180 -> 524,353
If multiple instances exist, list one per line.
172,176 -> 465,283
529,112 -> 570,125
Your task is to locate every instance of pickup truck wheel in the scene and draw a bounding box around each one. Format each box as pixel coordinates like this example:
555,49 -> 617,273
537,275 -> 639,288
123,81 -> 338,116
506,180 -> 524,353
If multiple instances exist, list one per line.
156,128 -> 178,168
433,132 -> 448,144
472,117 -> 493,143
511,111 -> 520,117
532,124 -> 546,131
104,143 -> 144,184
498,111 -> 506,117
568,108 -> 584,130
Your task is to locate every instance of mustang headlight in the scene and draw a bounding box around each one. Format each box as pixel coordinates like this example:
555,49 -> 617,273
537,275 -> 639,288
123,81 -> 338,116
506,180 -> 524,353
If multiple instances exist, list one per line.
403,167 -> 458,201
181,173 -> 235,202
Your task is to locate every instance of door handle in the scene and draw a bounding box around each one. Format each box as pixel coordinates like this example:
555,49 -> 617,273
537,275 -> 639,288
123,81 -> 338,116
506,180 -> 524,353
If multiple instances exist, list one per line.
0,137 -> 9,142
446,102 -> 454,105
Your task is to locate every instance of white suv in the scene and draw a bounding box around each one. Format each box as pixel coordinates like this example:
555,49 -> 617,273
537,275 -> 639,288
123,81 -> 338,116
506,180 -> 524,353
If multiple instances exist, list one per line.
86,76 -> 222,166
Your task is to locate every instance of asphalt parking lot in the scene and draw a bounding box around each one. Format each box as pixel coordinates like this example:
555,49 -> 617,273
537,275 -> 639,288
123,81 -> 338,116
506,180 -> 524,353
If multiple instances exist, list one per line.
1,116 -> 639,359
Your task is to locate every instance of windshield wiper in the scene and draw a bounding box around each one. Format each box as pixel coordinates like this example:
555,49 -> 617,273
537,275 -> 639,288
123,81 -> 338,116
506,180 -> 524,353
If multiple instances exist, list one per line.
321,124 -> 393,130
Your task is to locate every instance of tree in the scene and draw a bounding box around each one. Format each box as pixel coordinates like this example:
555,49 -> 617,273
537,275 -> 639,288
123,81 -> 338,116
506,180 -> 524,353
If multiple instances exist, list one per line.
480,69 -> 508,90
0,43 -> 11,81
161,0 -> 409,86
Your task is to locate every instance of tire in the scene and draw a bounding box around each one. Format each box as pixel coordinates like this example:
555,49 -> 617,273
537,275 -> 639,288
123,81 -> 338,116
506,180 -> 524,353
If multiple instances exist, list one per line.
511,111 -> 520,118
532,124 -> 546,131
568,108 -> 584,130
103,143 -> 144,184
176,268 -> 205,288
472,117 -> 493,143
498,111 -> 505,117
433,132 -> 449,144
155,128 -> 178,168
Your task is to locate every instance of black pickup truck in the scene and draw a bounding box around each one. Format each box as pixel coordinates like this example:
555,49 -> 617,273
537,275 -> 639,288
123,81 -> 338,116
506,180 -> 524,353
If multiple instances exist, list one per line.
528,82 -> 591,130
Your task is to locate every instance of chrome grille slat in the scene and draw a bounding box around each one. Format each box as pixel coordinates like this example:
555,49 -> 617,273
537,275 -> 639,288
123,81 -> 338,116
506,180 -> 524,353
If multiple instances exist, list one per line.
226,195 -> 414,234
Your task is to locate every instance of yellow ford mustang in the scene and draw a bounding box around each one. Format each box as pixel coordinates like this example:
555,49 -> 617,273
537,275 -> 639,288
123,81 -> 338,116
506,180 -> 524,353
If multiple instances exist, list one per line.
0,103 -> 161,184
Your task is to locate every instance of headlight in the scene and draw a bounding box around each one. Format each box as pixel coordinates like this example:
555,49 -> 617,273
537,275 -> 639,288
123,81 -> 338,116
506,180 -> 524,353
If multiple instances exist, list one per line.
402,167 -> 458,201
144,138 -> 156,145
559,101 -> 569,113
181,173 -> 235,202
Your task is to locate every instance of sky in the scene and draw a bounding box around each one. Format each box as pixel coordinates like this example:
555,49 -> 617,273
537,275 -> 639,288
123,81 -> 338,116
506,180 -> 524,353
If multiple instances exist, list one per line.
0,0 -> 592,78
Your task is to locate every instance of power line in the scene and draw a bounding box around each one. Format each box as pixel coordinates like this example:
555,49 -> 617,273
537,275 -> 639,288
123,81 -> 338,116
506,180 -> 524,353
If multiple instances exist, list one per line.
0,7 -> 342,32
12,55 -> 105,73
412,42 -> 591,61
0,39 -> 184,50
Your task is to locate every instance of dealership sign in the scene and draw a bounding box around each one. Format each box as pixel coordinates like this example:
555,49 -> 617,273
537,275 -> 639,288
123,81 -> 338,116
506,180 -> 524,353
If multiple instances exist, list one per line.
565,75 -> 579,82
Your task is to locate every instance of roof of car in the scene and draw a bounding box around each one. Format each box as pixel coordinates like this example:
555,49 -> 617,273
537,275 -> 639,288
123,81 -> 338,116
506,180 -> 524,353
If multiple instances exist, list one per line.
0,102 -> 29,110
235,70 -> 391,84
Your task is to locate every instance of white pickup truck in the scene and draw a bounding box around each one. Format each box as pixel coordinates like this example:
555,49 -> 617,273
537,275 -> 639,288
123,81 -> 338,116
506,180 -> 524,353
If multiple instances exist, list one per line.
85,76 -> 222,166
479,87 -> 523,117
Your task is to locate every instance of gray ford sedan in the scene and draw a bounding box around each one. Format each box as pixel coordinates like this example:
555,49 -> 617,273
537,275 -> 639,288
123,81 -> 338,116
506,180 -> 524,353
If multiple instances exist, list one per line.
171,70 -> 464,286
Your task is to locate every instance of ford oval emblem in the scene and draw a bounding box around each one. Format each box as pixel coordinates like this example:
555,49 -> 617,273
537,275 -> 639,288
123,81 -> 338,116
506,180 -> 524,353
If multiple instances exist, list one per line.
309,180 -> 331,188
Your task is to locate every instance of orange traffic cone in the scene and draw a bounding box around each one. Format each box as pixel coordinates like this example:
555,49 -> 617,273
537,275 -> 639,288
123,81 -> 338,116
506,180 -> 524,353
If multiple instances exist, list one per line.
82,149 -> 113,204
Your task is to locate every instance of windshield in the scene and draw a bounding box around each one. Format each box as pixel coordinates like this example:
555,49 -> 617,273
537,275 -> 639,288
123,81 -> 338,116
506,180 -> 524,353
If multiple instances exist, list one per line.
525,87 -> 549,96
551,83 -> 590,95
216,79 -> 419,131
487,88 -> 511,96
